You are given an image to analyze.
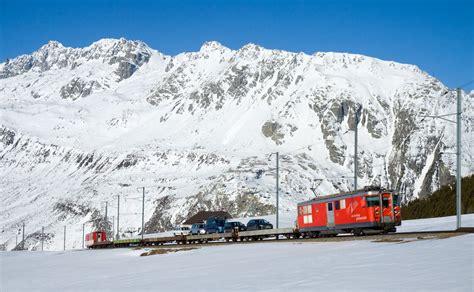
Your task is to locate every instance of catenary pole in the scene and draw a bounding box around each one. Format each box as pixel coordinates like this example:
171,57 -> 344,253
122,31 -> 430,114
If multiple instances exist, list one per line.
354,105 -> 362,190
116,195 -> 120,240
82,223 -> 85,249
276,152 -> 279,230
420,88 -> 463,229
22,222 -> 25,250
140,187 -> 145,240
111,216 -> 115,240
456,88 -> 462,229
41,226 -> 44,251
63,226 -> 66,251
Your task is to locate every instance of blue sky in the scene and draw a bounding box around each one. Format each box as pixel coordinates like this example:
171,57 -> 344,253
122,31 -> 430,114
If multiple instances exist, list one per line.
1,0 -> 472,90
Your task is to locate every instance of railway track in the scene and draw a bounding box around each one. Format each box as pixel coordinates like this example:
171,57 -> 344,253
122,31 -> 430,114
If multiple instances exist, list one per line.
90,227 -> 474,249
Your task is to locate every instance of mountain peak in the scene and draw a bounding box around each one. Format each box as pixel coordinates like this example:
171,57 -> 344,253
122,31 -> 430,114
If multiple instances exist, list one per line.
0,38 -> 154,80
199,41 -> 229,53
241,43 -> 263,51
39,40 -> 65,52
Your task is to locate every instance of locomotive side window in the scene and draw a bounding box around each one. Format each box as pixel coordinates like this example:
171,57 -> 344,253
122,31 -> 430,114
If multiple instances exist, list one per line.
335,200 -> 340,210
366,196 -> 380,207
340,199 -> 346,209
302,205 -> 312,215
302,205 -> 313,224
328,202 -> 333,211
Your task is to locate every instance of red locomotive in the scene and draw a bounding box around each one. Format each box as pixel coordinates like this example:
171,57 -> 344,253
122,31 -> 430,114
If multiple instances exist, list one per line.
297,187 -> 401,237
85,231 -> 107,248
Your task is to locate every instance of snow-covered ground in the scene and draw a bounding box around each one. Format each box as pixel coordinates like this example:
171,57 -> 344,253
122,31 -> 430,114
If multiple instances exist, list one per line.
1,215 -> 473,291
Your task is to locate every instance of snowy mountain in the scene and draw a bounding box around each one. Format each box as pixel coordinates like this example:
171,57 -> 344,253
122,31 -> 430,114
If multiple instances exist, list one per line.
0,38 -> 472,250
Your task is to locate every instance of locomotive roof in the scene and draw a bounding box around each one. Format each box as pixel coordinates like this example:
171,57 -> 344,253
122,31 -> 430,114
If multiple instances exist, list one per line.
298,186 -> 394,206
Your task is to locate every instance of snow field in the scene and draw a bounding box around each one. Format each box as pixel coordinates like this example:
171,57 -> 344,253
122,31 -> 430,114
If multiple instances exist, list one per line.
1,214 -> 473,291
1,233 -> 472,291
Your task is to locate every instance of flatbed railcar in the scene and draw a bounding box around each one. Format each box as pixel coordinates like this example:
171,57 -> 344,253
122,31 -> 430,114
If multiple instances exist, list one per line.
87,186 -> 403,249
297,186 -> 401,237
88,228 -> 301,249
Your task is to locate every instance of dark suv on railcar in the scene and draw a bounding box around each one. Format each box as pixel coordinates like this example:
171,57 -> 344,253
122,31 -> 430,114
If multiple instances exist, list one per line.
246,219 -> 273,231
205,217 -> 226,234
224,221 -> 247,233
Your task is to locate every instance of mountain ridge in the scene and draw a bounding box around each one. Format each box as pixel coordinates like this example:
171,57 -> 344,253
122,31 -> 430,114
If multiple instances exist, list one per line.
0,38 -> 472,251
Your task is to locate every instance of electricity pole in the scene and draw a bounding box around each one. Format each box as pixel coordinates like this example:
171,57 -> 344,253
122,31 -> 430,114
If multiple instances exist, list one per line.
138,187 -> 146,240
41,226 -> 44,251
63,226 -> 66,251
421,88 -> 463,229
354,105 -> 362,190
116,195 -> 120,240
22,222 -> 25,250
269,152 -> 280,230
111,216 -> 115,240
82,223 -> 85,249
105,201 -> 108,223
276,152 -> 279,230
456,88 -> 462,229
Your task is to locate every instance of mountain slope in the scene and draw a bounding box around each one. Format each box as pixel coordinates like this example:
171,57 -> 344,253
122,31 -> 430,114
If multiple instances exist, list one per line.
0,39 -> 472,250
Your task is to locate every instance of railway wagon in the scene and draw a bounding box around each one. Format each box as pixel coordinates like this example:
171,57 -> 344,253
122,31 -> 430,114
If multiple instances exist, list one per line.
297,187 -> 401,237
85,231 -> 107,248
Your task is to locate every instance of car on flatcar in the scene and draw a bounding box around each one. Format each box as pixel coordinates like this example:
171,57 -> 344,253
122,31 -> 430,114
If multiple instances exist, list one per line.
246,219 -> 273,231
223,221 -> 247,233
205,217 -> 226,234
297,186 -> 401,237
85,231 -> 107,248
190,223 -> 206,235
173,226 -> 191,236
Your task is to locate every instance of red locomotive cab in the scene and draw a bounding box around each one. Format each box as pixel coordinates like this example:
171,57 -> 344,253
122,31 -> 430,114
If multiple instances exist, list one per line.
365,192 -> 401,230
85,231 -> 107,248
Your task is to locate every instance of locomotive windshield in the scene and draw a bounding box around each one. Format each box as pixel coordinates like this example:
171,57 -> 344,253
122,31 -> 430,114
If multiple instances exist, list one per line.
393,194 -> 400,206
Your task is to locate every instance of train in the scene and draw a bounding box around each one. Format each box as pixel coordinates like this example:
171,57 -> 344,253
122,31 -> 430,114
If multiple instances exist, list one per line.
297,186 -> 401,237
86,186 -> 401,248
